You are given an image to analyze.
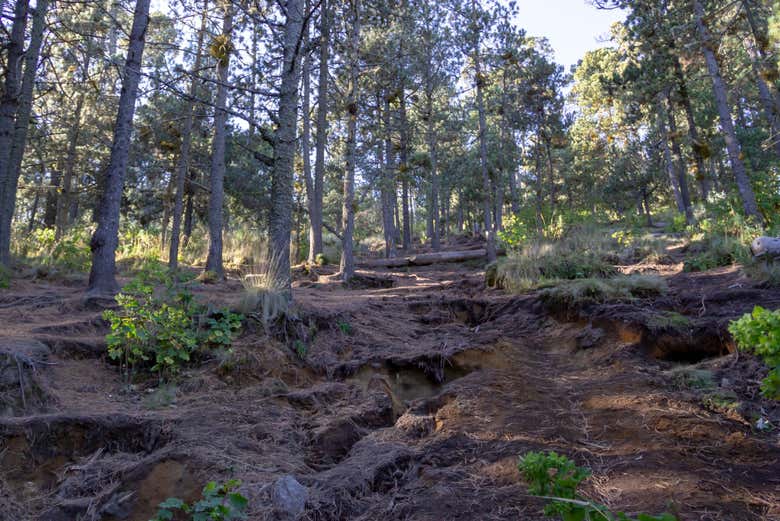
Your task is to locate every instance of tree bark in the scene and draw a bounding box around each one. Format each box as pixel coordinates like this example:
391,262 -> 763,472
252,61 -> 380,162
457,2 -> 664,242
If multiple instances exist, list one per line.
56,92 -> 85,239
693,0 -> 763,224
340,0 -> 360,282
399,90 -> 411,251
471,1 -> 496,262
381,94 -> 397,257
673,57 -> 710,199
268,0 -> 305,295
4,0 -> 49,250
751,236 -> 780,258
301,0 -> 315,264
205,3 -> 233,279
665,93 -> 694,224
658,108 -> 685,214
169,0 -> 208,270
358,248 -> 502,268
0,0 -> 30,266
746,40 -> 780,158
87,0 -> 151,296
310,0 -> 329,262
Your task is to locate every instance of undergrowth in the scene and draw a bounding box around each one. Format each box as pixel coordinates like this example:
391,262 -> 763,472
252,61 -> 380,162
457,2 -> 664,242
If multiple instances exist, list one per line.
539,275 -> 667,313
518,451 -> 677,521
493,223 -> 675,293
729,306 -> 780,399
103,265 -> 242,382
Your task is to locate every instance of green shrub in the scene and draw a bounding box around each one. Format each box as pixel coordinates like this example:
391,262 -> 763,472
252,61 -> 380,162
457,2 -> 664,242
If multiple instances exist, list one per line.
0,264 -> 10,289
103,272 -> 242,382
337,321 -> 353,335
519,451 -> 590,519
150,479 -> 248,521
729,306 -> 780,399
683,235 -> 750,272
315,253 -> 328,266
681,196 -> 767,272
15,227 -> 92,273
518,451 -> 677,521
743,259 -> 780,287
293,339 -> 308,359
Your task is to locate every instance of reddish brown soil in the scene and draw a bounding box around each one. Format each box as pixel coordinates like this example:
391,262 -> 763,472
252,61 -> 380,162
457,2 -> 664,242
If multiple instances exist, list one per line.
1,249 -> 779,521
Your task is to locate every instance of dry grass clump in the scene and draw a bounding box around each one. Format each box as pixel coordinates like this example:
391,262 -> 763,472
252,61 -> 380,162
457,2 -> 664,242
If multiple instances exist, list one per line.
239,246 -> 289,326
493,228 -> 620,292
539,275 -> 668,312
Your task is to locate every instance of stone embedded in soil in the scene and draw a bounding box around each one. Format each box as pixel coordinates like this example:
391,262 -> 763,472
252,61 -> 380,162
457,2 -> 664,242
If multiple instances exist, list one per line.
272,475 -> 308,520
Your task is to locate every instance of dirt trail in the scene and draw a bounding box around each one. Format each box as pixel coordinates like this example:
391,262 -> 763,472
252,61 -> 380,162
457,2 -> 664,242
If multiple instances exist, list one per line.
1,255 -> 779,520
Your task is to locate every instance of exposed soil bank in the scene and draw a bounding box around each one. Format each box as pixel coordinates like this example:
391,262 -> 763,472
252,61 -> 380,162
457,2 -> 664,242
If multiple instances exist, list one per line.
0,258 -> 779,520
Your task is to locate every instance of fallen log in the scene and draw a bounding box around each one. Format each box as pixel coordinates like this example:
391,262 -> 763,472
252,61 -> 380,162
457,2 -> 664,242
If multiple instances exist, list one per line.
357,248 -> 503,268
751,236 -> 780,259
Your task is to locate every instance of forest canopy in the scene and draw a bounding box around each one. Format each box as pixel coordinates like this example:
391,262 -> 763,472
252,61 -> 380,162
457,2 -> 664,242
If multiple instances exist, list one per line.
0,0 -> 778,291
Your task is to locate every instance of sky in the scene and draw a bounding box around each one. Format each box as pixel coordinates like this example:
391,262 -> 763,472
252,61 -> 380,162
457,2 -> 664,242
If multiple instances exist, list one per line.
512,0 -> 626,71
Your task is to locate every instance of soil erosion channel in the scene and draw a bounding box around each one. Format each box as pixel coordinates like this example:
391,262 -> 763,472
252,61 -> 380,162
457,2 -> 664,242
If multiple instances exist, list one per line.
1,259 -> 779,520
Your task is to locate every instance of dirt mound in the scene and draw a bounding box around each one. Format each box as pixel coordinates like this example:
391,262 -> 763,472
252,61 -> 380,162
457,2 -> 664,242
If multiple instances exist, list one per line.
0,338 -> 52,416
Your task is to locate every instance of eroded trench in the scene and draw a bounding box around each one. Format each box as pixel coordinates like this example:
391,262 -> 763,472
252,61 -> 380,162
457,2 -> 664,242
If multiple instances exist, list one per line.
0,289 -> 742,520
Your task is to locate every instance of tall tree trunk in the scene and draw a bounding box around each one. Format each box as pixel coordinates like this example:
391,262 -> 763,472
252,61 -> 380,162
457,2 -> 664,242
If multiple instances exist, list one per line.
658,108 -> 685,213
87,0 -> 151,296
472,2 -> 496,261
399,90 -> 411,251
161,175 -> 174,253
340,0 -> 360,282
182,189 -> 194,246
310,0 -> 329,262
301,0 -> 315,264
381,94 -> 397,257
205,3 -> 233,279
742,0 -> 780,108
27,175 -> 41,234
665,93 -> 694,224
268,0 -> 304,294
169,0 -> 208,270
0,0 -> 30,266
3,0 -> 48,253
393,188 -> 401,245
544,136 -> 555,211
694,0 -> 763,224
746,41 -> 780,157
56,88 -> 86,239
534,141 -> 544,231
673,57 -> 710,199
425,88 -> 440,250
44,171 -> 59,228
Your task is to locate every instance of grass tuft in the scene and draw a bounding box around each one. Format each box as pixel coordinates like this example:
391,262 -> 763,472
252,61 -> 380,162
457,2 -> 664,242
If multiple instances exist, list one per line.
539,275 -> 667,313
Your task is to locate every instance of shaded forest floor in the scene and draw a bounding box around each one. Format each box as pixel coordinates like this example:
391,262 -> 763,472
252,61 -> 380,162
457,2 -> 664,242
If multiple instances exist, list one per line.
1,236 -> 780,520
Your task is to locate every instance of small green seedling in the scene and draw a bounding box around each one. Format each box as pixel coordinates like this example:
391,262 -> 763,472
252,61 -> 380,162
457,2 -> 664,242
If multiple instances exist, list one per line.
150,479 -> 248,521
